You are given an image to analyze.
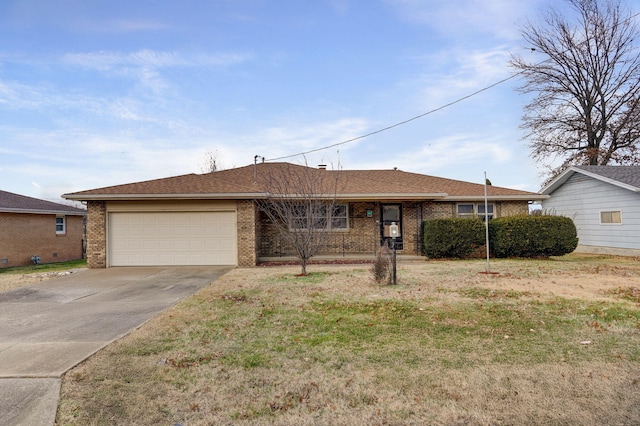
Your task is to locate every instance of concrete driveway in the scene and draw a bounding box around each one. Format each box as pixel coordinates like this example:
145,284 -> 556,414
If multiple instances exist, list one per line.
0,266 -> 231,425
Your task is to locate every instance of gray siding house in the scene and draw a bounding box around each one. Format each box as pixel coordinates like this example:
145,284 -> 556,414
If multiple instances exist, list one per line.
541,166 -> 640,256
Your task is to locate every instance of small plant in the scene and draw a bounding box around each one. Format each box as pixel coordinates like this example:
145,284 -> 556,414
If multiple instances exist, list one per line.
371,244 -> 393,284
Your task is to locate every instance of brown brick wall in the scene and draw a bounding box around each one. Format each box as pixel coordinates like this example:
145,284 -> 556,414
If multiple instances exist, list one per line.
257,202 -> 380,257
423,201 -> 529,220
86,201 -> 107,268
82,198 -> 531,268
497,201 -> 529,217
236,200 -> 257,267
256,200 -> 531,259
424,201 -> 456,219
0,212 -> 85,268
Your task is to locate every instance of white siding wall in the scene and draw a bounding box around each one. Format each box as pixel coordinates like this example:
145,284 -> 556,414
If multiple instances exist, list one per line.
542,173 -> 640,250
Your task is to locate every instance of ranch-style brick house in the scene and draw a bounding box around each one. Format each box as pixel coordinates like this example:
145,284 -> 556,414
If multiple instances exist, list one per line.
63,162 -> 547,268
0,190 -> 86,268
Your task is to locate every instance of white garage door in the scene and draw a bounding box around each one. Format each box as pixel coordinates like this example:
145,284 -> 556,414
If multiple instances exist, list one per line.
109,212 -> 237,266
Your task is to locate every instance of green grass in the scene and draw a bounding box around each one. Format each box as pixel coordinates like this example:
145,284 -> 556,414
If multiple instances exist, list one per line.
57,259 -> 640,425
124,276 -> 640,373
0,258 -> 86,275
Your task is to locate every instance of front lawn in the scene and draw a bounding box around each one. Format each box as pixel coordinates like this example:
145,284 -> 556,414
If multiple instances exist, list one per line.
57,255 -> 640,425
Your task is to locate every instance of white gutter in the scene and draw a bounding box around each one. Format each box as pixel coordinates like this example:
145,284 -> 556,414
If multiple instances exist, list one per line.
62,192 -> 269,201
63,192 -> 544,202
62,192 -> 450,201
444,195 -> 549,201
0,208 -> 86,215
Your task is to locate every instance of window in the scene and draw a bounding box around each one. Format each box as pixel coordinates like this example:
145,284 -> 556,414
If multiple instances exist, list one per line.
477,203 -> 494,221
600,210 -> 622,225
457,203 -> 494,221
331,204 -> 348,230
56,216 -> 66,234
290,203 -> 348,231
457,204 -> 475,218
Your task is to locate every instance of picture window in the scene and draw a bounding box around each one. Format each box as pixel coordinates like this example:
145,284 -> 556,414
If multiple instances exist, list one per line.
290,203 -> 348,231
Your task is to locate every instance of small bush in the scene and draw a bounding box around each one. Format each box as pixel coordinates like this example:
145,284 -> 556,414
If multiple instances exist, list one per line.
371,244 -> 393,284
490,215 -> 578,258
423,218 -> 485,259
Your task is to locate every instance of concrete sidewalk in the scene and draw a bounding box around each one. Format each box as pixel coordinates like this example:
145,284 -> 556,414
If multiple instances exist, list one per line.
0,266 -> 231,425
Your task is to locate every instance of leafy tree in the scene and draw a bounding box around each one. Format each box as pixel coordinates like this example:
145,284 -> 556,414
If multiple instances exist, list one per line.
510,0 -> 640,181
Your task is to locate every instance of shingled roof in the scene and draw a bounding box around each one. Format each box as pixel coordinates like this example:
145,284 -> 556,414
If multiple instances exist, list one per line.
63,162 -> 546,202
1,190 -> 86,215
542,165 -> 640,194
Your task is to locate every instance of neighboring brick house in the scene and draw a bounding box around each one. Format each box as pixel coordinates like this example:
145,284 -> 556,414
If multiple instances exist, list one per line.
0,190 -> 86,268
63,162 -> 547,268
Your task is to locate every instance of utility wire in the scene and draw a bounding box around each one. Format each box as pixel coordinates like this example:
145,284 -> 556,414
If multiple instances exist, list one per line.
265,72 -> 522,162
266,8 -> 640,163
266,72 -> 521,162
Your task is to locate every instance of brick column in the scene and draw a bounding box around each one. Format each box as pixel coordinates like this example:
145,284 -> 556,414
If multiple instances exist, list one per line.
86,201 -> 107,268
236,200 -> 257,266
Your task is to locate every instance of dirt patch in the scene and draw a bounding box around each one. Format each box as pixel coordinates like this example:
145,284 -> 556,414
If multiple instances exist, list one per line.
2,255 -> 639,303
0,269 -> 85,293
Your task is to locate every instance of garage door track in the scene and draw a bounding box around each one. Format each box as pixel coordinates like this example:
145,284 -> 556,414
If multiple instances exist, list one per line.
0,266 -> 231,425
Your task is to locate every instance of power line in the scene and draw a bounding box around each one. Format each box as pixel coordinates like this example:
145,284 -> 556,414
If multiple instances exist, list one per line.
266,8 -> 640,163
265,72 -> 521,162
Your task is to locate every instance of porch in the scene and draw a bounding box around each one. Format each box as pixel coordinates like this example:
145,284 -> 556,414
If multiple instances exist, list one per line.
257,231 -> 425,260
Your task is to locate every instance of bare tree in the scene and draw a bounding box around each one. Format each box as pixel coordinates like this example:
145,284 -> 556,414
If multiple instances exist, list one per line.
256,162 -> 341,275
510,0 -> 640,181
200,150 -> 220,173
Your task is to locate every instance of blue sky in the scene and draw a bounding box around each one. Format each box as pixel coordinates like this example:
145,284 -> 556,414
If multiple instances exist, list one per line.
2,0 -> 638,202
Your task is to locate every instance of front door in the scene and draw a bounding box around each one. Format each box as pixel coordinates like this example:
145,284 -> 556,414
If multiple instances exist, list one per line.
380,204 -> 403,249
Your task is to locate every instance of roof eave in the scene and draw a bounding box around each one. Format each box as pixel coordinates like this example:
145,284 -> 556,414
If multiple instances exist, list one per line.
577,169 -> 640,192
0,208 -> 86,215
62,193 -> 269,201
337,193 -> 448,201
541,166 -> 640,194
443,195 -> 549,201
62,192 -> 544,202
63,192 -> 450,201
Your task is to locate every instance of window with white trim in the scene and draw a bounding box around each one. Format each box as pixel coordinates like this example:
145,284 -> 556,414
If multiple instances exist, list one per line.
56,215 -> 66,234
456,203 -> 494,221
600,210 -> 622,225
290,203 -> 348,231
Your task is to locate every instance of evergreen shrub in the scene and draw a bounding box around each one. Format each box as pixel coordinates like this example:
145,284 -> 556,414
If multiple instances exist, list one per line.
489,215 -> 578,258
423,218 -> 485,258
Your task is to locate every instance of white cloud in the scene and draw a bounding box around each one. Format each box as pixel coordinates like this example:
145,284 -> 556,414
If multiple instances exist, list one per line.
62,49 -> 252,70
355,133 -> 511,172
251,118 -> 371,162
60,49 -> 253,94
408,46 -> 514,112
387,0 -> 543,41
91,19 -> 170,33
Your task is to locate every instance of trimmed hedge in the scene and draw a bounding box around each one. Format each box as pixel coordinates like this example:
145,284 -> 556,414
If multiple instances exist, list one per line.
489,215 -> 578,258
422,215 -> 578,259
423,218 -> 485,258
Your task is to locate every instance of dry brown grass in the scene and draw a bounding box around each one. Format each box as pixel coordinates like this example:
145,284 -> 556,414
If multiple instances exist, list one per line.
55,254 -> 640,425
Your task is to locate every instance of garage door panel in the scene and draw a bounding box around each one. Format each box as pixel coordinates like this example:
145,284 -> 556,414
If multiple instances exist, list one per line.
109,212 -> 237,266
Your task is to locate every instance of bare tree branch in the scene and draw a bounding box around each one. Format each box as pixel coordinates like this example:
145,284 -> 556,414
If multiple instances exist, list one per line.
255,162 -> 343,275
510,0 -> 640,181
